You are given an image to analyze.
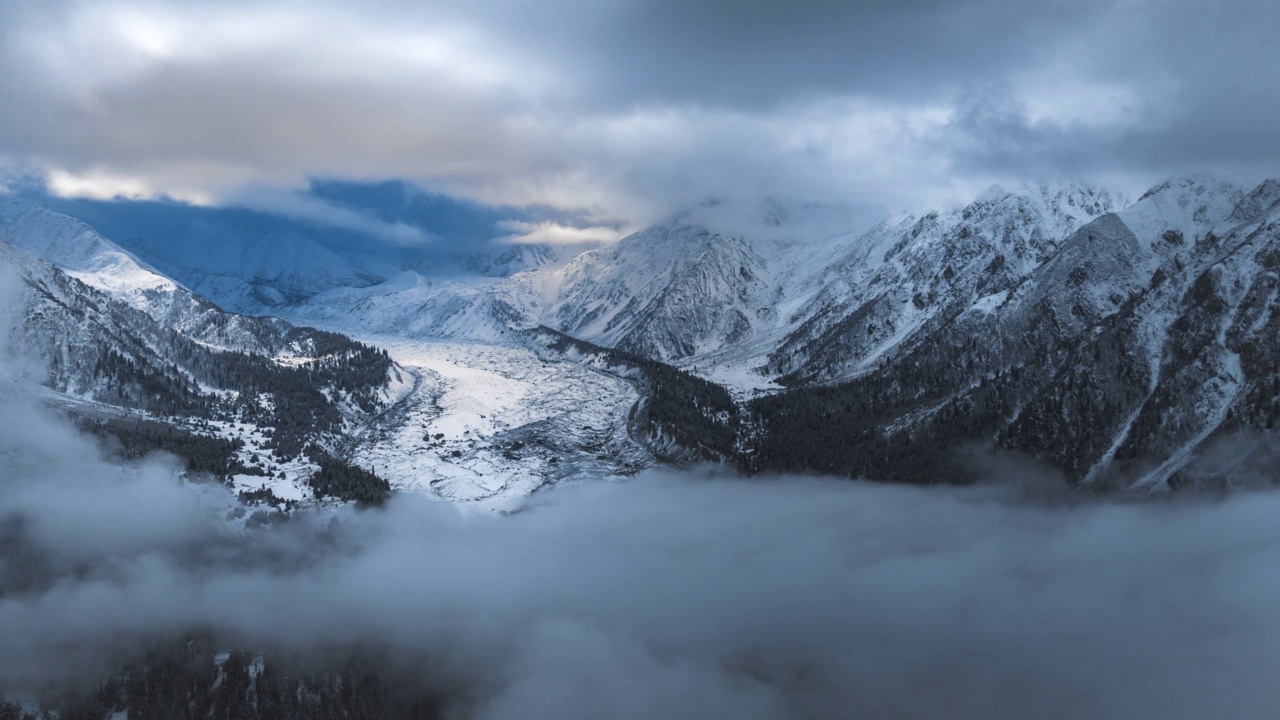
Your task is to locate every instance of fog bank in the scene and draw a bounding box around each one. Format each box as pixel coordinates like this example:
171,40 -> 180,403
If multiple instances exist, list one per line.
4,384 -> 1280,718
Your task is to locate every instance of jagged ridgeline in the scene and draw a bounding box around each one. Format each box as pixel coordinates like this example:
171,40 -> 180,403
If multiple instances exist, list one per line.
5,239 -> 393,461
7,175 -> 1280,493
743,178 -> 1280,488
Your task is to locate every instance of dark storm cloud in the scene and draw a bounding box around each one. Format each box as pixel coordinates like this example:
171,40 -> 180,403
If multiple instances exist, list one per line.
939,1 -> 1280,183
556,0 -> 1110,107
0,0 -> 1276,223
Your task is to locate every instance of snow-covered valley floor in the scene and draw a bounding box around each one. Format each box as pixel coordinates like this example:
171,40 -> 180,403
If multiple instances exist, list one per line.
342,337 -> 654,510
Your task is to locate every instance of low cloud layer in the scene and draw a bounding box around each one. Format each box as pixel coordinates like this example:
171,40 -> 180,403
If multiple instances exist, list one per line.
4,394 -> 1280,716
1,0 -> 1277,226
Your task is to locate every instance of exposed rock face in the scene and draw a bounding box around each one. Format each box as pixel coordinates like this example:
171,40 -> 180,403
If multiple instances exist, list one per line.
747,176 -> 1280,490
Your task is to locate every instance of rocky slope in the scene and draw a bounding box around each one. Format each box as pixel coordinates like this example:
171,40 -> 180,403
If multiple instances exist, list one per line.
746,176 -> 1280,490
0,204 -> 404,507
766,183 -> 1125,383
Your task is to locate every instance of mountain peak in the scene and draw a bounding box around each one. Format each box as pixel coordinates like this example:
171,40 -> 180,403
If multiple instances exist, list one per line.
1125,174 -> 1244,239
0,194 -> 177,297
1136,173 -> 1241,204
951,181 -> 1121,251
968,181 -> 1121,214
1228,178 -> 1280,225
462,243 -> 560,277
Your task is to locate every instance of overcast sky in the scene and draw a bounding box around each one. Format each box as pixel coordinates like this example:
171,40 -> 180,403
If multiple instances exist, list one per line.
0,0 -> 1276,230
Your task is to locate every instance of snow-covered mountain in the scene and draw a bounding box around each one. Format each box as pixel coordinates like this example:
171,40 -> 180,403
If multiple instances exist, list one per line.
0,195 -> 322,353
766,183 -> 1125,383
746,175 -> 1280,490
222,186 -> 1124,384
107,217 -> 382,313
544,224 -> 778,359
0,195 -> 180,308
0,194 -> 739,508
270,201 -> 862,372
7,174 -> 1279,500
0,231 -> 397,419
0,199 -> 411,507
460,242 -> 562,277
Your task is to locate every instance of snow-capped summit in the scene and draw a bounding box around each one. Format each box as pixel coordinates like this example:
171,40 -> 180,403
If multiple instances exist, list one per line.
0,194 -> 178,301
766,181 -> 1124,383
1124,174 -> 1244,247
461,243 -> 560,277
0,194 -> 326,353
1228,178 -> 1280,226
544,222 -> 778,360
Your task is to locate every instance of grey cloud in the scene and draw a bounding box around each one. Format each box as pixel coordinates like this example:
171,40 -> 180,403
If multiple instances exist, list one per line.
935,0 -> 1280,186
941,80 -> 1280,192
940,85 -> 1130,177
362,0 -> 1113,108
0,0 -> 1277,230
568,0 -> 1112,107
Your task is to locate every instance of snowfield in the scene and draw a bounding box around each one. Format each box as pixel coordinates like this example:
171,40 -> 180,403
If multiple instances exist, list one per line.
341,337 -> 653,510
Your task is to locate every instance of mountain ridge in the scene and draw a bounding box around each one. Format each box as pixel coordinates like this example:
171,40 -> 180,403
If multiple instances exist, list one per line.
5,173 -> 1279,500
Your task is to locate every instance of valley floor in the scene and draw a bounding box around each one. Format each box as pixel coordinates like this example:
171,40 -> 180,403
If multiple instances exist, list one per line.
341,337 -> 653,510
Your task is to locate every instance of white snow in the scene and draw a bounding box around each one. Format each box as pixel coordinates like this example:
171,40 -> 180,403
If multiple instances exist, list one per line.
966,290 -> 1009,316
0,195 -> 180,302
341,337 -> 652,510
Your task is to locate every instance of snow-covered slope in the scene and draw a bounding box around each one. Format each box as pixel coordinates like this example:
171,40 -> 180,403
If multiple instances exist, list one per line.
766,183 -> 1125,383
343,337 -> 653,509
119,220 -> 380,312
287,271 -> 536,343
746,174 -> 1280,491
0,234 -> 393,409
459,242 -> 562,277
15,174 -> 1280,499
0,195 -> 326,354
0,195 -> 179,303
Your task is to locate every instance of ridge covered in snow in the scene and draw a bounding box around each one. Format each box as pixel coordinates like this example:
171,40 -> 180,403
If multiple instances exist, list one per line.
6,174 -> 1280,503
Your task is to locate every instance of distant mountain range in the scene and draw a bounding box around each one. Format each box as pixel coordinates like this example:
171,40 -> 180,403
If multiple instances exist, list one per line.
3,173 -> 1278,500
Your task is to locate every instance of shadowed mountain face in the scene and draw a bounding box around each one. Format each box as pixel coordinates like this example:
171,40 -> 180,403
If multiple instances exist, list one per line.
9,181 -> 582,315
746,176 -> 1280,488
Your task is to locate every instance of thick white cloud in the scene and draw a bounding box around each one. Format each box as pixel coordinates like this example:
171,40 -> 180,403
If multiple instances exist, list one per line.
494,219 -> 625,246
